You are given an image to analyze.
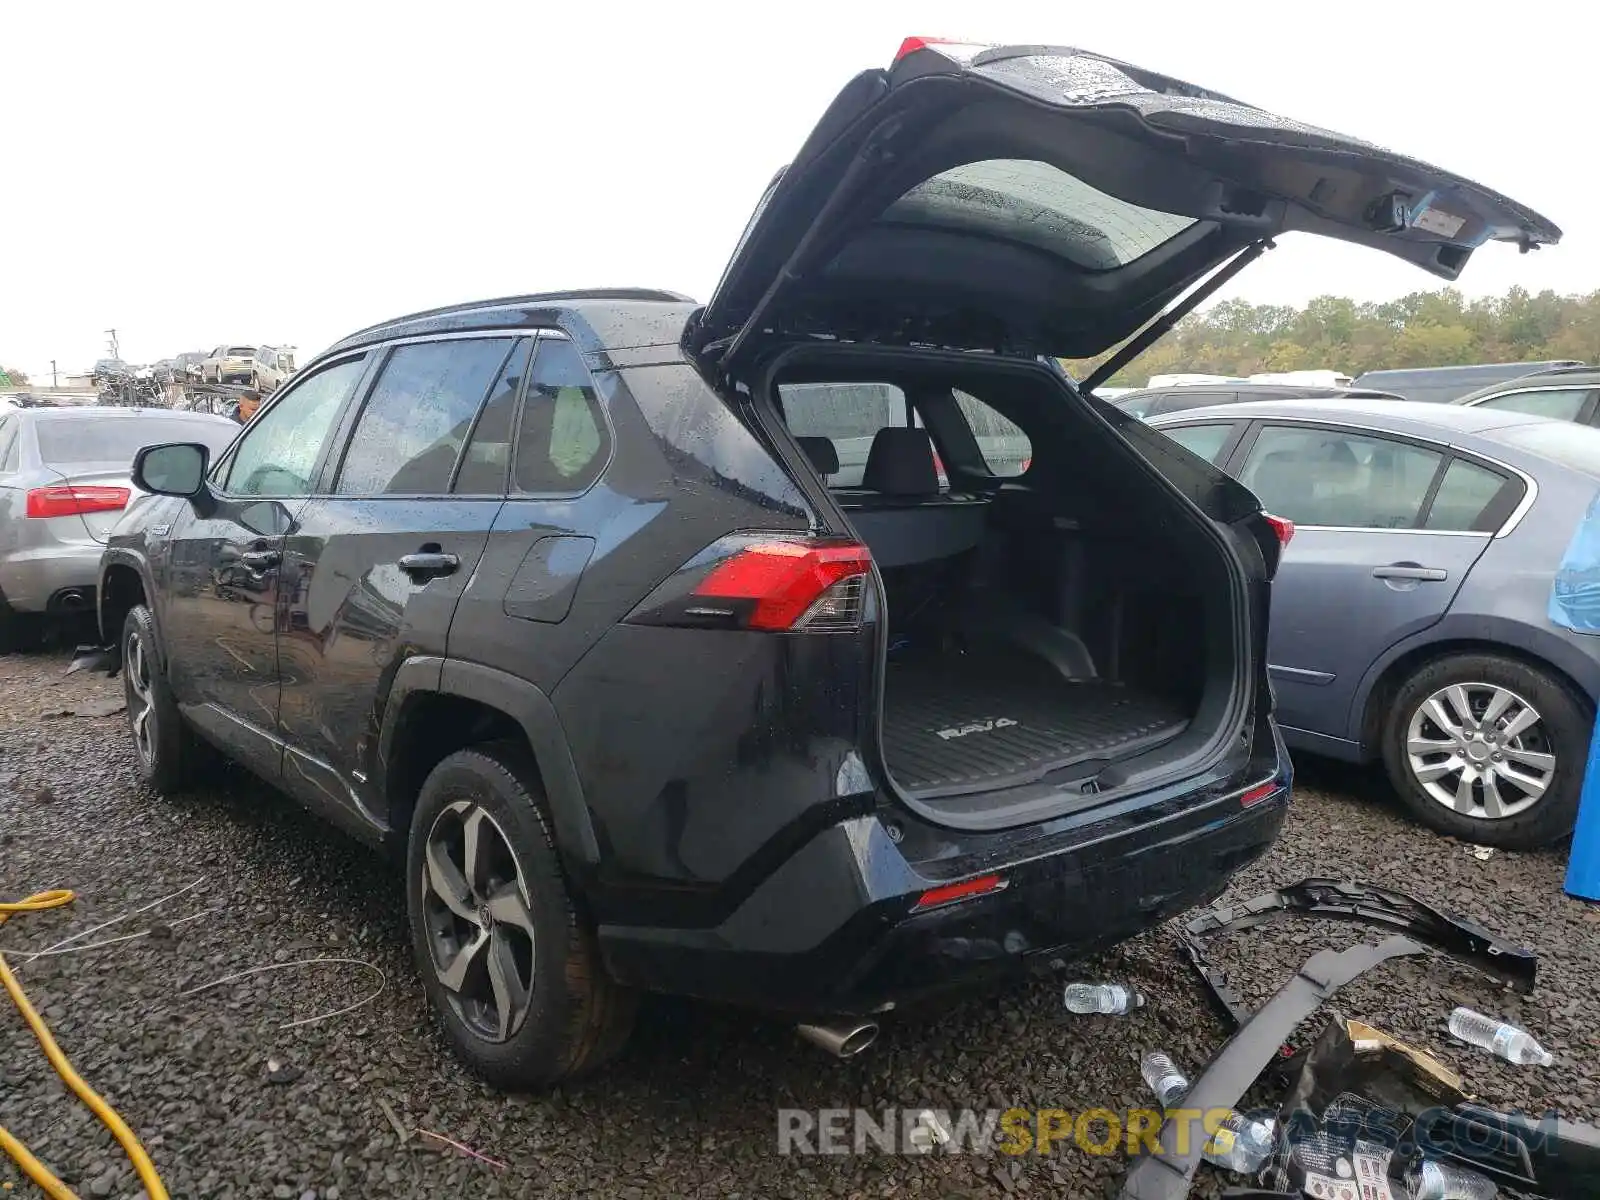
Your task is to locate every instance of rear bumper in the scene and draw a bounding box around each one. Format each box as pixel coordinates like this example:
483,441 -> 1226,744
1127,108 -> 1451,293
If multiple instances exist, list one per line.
597,731 -> 1291,1015
0,545 -> 102,612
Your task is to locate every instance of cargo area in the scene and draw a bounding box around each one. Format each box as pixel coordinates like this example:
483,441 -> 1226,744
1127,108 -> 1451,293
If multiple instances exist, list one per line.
776,365 -> 1243,811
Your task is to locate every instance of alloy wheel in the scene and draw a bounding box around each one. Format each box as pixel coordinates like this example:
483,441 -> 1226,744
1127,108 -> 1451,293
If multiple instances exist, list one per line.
126,629 -> 156,767
1405,682 -> 1555,820
419,800 -> 538,1042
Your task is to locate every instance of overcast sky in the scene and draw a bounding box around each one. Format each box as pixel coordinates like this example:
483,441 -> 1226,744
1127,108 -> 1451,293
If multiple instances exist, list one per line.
5,1 -> 1592,377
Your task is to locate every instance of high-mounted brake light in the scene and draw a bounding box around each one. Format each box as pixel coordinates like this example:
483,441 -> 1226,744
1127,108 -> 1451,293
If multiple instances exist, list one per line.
25,485 -> 130,519
1263,512 -> 1294,549
893,36 -> 991,64
694,539 -> 872,631
914,874 -> 1006,910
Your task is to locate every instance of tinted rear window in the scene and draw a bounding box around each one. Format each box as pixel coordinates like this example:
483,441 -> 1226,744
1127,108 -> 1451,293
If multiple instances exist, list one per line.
886,159 -> 1195,271
1485,421 -> 1600,477
36,417 -> 236,465
227,346 -> 256,356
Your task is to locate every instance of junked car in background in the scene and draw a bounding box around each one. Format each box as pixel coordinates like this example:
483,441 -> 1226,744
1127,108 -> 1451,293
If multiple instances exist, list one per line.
202,345 -> 260,385
0,406 -> 238,649
1147,398 -> 1600,849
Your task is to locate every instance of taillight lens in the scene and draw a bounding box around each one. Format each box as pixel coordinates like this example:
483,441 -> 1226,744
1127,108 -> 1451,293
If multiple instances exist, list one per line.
1263,512 -> 1295,549
696,539 -> 872,631
26,485 -> 130,519
893,36 -> 991,63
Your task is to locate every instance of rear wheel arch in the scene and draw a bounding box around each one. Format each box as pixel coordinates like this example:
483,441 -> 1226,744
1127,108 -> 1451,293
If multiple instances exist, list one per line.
377,658 -> 600,867
1358,636 -> 1595,759
100,557 -> 153,657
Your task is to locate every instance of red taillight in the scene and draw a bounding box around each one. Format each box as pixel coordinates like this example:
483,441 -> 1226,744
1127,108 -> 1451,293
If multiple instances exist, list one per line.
1263,512 -> 1294,549
894,36 -> 989,63
25,485 -> 130,519
695,539 -> 872,631
1239,782 -> 1280,808
914,874 -> 1006,910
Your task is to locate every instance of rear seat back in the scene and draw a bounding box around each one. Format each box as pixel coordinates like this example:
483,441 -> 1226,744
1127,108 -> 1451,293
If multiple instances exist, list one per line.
834,427 -> 987,569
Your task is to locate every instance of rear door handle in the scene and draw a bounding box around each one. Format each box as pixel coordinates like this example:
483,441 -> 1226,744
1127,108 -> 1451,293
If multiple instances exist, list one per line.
1372,564 -> 1448,581
239,548 -> 281,570
398,551 -> 460,582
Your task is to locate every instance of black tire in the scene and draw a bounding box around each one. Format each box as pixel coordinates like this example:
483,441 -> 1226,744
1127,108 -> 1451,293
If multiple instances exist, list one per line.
122,605 -> 208,792
1381,652 -> 1588,850
405,742 -> 635,1088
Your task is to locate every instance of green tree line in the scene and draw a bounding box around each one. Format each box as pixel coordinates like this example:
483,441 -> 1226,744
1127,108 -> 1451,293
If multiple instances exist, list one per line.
1063,286 -> 1600,386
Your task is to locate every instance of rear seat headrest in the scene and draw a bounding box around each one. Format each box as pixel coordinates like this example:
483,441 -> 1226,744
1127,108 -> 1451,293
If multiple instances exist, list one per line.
863,427 -> 940,496
795,436 -> 839,475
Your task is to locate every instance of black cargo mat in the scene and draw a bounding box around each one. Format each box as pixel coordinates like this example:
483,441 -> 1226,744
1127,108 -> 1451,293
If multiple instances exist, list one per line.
882,654 -> 1190,797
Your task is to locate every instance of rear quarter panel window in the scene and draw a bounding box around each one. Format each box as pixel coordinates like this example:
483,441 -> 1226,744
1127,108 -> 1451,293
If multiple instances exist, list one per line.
1158,422 -> 1234,464
513,338 -> 610,493
953,389 -> 1030,476
1424,459 -> 1519,532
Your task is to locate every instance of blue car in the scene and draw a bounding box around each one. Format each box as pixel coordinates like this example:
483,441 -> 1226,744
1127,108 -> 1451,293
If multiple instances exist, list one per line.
1146,397 -> 1600,849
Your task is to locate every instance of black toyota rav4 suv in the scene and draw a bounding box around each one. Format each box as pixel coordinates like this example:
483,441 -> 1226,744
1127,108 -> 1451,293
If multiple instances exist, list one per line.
96,40 -> 1557,1085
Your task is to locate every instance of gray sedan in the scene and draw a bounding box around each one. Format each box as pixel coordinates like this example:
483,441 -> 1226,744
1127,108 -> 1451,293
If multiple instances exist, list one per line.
0,406 -> 239,649
1146,397 -> 1600,849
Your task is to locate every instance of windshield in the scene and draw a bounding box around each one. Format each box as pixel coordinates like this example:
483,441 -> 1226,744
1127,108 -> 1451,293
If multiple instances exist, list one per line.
227,346 -> 256,357
36,417 -> 236,465
1486,420 -> 1600,477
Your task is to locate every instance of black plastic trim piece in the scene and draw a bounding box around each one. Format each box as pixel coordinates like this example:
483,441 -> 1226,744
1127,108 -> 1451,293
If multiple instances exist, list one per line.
1119,935 -> 1427,1200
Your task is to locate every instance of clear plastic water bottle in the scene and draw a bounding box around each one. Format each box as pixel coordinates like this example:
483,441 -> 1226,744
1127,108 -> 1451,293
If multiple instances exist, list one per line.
1140,1050 -> 1190,1108
1201,1112 -> 1276,1175
1063,981 -> 1145,1014
1408,1158 -> 1499,1200
1447,1007 -> 1554,1066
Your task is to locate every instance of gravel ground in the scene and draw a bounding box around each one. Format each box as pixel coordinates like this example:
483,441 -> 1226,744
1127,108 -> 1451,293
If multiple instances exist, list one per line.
2,648 -> 1598,1199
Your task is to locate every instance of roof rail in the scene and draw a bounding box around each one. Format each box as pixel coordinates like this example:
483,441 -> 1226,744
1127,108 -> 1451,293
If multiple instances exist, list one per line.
1522,363 -> 1597,378
340,288 -> 697,342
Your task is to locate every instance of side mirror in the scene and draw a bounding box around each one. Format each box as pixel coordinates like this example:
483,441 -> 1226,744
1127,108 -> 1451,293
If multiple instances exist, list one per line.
133,442 -> 210,498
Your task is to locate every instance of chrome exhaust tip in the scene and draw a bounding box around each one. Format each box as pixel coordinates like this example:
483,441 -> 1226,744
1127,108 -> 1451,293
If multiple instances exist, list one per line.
796,1019 -> 879,1059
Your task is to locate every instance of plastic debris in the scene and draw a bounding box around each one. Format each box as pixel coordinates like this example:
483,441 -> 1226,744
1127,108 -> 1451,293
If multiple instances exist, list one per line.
1140,1050 -> 1190,1108
1062,981 -> 1144,1014
1138,1049 -> 1274,1174
1447,1006 -> 1553,1066
1408,1157 -> 1499,1200
1471,845 -> 1497,861
1202,1111 -> 1277,1175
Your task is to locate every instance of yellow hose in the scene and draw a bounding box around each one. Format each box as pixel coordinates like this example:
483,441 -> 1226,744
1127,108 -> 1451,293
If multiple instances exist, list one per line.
0,890 -> 170,1200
